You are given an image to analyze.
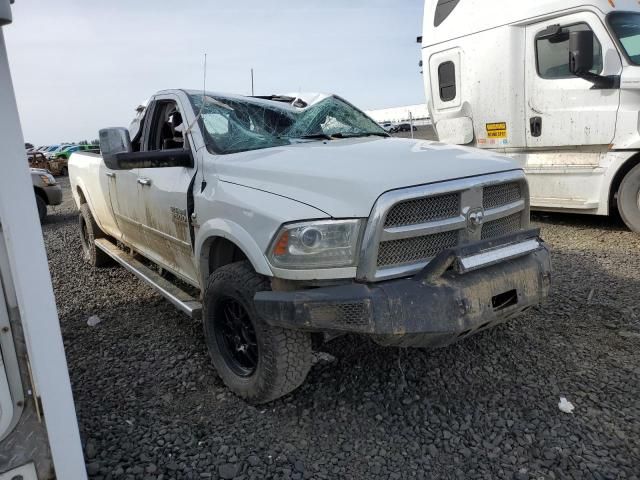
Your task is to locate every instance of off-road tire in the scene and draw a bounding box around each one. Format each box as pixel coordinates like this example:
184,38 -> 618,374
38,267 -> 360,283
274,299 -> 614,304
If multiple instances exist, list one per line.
79,203 -> 111,267
203,261 -> 312,404
617,163 -> 640,233
35,195 -> 46,222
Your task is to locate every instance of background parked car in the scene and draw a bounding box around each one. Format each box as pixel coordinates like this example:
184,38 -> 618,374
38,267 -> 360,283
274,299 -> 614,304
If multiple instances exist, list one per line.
31,168 -> 62,221
379,122 -> 394,132
51,144 -> 98,160
44,144 -> 68,159
27,151 -> 70,176
47,156 -> 70,176
27,151 -> 49,170
395,122 -> 417,132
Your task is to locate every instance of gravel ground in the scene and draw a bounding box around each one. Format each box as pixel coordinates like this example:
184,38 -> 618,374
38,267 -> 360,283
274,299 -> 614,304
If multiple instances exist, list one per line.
43,177 -> 639,480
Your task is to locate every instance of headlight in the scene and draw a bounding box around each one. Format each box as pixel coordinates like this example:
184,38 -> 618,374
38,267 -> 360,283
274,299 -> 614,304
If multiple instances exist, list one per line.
268,219 -> 364,269
39,174 -> 55,186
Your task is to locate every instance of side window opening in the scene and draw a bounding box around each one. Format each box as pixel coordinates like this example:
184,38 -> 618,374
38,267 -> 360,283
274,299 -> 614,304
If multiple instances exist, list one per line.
434,0 -> 460,27
536,23 -> 603,79
146,101 -> 186,152
438,61 -> 457,102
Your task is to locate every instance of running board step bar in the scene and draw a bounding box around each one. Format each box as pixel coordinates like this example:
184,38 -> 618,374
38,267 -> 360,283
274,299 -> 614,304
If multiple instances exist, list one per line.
94,238 -> 202,320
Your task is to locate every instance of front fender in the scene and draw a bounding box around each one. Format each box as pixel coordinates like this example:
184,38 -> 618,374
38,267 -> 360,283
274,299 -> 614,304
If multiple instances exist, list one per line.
194,179 -> 330,287
195,218 -> 274,286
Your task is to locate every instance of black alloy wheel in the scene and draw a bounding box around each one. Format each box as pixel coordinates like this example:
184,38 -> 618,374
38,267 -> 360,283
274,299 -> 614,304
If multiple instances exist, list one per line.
214,296 -> 259,377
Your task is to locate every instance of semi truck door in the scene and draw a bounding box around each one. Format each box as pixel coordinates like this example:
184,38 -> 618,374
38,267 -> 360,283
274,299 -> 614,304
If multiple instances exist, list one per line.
525,13 -> 621,148
134,95 -> 199,285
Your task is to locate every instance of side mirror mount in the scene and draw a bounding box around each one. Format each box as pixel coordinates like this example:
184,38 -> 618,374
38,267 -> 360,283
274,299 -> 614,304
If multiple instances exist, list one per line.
569,30 -> 595,76
100,127 -> 193,170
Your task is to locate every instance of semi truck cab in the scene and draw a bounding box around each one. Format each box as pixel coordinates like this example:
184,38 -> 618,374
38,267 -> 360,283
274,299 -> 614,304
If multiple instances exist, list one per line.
421,0 -> 640,231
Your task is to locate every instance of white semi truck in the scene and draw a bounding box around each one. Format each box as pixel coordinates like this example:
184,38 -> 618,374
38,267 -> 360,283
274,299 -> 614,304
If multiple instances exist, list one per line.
421,0 -> 640,231
0,1 -> 87,478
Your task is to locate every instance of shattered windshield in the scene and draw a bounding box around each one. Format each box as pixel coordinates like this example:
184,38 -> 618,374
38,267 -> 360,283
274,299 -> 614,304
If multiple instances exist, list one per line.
189,93 -> 387,155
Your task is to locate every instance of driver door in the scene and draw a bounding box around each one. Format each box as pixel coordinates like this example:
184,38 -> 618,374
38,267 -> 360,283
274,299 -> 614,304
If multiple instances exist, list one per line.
524,12 -> 621,148
136,95 -> 199,285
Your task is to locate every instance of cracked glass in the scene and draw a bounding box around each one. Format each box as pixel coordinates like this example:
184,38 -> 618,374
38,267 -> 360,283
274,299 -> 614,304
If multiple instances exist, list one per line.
189,93 -> 387,155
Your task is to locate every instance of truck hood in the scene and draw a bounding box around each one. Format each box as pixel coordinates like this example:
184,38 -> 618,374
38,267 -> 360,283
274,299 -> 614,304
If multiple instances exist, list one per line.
215,137 -> 519,217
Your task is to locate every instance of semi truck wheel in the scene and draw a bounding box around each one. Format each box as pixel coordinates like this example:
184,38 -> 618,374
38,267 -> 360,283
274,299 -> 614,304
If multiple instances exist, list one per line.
79,204 -> 111,267
35,195 -> 46,222
617,163 -> 640,233
203,261 -> 312,404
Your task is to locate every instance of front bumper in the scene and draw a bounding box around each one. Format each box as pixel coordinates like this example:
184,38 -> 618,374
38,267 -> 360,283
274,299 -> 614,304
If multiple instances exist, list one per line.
255,229 -> 551,348
43,184 -> 63,205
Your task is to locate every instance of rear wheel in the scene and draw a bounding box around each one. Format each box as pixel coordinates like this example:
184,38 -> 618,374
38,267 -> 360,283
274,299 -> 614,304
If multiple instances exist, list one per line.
79,204 -> 111,267
35,195 -> 46,222
203,261 -> 312,404
617,163 -> 640,233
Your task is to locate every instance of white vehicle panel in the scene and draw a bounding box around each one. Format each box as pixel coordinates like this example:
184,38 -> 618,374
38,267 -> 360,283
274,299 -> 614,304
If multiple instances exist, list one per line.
194,179 -> 328,284
69,152 -> 119,238
422,0 -> 640,216
214,137 -> 520,218
524,12 -> 621,148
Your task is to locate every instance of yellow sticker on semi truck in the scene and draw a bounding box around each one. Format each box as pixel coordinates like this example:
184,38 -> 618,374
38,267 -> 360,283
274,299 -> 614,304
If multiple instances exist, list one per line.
486,122 -> 507,138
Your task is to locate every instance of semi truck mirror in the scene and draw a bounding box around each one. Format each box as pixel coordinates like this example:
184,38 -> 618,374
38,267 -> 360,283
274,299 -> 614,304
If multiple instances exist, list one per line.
569,30 -> 595,76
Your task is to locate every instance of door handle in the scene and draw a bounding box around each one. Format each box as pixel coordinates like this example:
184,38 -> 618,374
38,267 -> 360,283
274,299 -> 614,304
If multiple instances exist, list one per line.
137,177 -> 152,186
105,172 -> 115,178
530,117 -> 542,138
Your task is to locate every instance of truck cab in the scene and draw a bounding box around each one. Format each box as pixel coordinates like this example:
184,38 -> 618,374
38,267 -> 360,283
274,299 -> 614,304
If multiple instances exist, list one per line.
421,0 -> 640,231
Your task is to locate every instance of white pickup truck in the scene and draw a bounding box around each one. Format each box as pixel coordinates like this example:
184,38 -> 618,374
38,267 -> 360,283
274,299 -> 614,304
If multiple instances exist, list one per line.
69,89 -> 551,403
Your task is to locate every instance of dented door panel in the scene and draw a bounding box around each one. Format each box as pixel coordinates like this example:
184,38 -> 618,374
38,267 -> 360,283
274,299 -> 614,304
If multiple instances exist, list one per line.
107,168 -> 147,248
137,166 -> 198,285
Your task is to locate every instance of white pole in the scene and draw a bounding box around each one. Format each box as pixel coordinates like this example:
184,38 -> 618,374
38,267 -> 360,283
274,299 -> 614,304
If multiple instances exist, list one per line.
0,6 -> 87,479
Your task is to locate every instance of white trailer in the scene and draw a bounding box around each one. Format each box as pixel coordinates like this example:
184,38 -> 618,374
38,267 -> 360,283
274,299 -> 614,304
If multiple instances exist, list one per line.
421,0 -> 640,231
0,1 -> 87,478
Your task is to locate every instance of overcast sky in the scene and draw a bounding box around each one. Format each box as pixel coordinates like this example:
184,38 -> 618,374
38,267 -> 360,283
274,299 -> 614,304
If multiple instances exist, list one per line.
5,0 -> 425,145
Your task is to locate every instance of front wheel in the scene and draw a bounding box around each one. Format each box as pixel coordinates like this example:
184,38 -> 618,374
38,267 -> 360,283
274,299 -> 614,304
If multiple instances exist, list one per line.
617,163 -> 640,232
203,261 -> 312,404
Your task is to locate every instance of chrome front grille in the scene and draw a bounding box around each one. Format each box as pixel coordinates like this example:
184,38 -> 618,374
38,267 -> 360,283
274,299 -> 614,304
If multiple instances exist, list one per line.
357,171 -> 530,282
384,193 -> 460,227
377,230 -> 459,267
483,182 -> 522,210
481,213 -> 522,240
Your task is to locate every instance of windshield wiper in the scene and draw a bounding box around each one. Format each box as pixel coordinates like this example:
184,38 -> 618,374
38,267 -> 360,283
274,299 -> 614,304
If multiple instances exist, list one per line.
294,133 -> 335,140
330,132 -> 390,139
285,132 -> 389,142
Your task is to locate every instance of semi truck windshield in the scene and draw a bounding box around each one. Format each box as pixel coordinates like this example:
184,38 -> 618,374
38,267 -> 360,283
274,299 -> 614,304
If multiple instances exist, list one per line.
609,12 -> 640,65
